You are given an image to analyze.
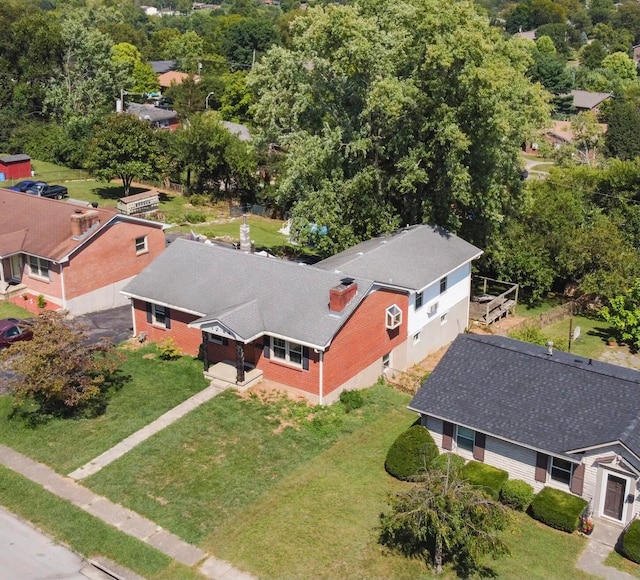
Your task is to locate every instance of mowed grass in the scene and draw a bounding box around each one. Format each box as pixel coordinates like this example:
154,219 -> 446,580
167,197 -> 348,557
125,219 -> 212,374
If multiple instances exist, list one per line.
193,215 -> 289,249
0,467 -> 205,580
0,345 -> 208,474
605,550 -> 640,577
543,314 -> 611,359
30,159 -> 91,182
86,383 -> 411,545
0,302 -> 33,319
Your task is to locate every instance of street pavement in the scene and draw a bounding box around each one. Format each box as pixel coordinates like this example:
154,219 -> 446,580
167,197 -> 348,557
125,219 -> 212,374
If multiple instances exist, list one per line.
0,506 -> 111,580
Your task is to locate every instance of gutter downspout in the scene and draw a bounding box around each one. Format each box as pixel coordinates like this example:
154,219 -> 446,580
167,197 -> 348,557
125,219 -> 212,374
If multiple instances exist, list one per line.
319,350 -> 324,405
130,300 -> 137,338
59,263 -> 67,310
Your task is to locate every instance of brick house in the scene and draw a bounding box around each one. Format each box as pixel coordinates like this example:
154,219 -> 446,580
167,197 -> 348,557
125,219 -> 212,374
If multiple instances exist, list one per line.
410,334 -> 640,526
122,225 -> 481,403
0,189 -> 166,315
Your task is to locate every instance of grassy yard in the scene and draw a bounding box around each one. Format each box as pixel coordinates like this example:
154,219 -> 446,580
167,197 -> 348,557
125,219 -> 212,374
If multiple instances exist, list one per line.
0,345 -> 208,474
605,550 -> 640,577
0,302 -> 33,319
543,314 -> 612,359
0,467 -> 204,580
31,159 -> 91,182
82,380 -> 596,579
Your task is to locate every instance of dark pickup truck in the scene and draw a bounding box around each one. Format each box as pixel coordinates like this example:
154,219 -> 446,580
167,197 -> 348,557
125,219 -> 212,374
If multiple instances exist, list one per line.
24,181 -> 68,199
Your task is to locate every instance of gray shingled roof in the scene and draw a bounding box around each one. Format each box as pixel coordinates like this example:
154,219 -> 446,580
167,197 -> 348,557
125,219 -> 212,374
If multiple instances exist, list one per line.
0,154 -> 30,163
409,334 -> 640,465
570,90 -> 612,110
121,239 -> 374,347
316,224 -> 482,291
126,103 -> 177,123
223,121 -> 252,142
150,60 -> 176,74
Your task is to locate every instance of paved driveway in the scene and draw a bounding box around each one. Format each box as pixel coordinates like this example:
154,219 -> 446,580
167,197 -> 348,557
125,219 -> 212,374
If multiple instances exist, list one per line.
73,305 -> 133,346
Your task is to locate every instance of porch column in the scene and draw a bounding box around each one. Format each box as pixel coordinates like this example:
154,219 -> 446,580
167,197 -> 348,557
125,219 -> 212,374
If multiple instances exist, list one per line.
236,342 -> 245,384
201,331 -> 209,372
0,257 -> 5,291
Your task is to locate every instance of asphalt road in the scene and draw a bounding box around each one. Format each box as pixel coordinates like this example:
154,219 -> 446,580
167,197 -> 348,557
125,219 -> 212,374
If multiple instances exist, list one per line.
0,507 -> 107,579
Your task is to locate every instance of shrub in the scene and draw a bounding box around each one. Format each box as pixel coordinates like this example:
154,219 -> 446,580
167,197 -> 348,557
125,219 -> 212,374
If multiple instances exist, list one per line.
339,390 -> 364,413
430,453 -> 465,477
385,425 -> 439,480
158,338 -> 182,360
530,487 -> 587,533
499,479 -> 534,511
460,461 -> 508,499
37,294 -> 47,309
183,212 -> 207,224
622,519 -> 640,564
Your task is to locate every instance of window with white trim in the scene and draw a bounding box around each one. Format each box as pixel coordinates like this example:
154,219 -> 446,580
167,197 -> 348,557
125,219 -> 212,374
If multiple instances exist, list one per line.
135,235 -> 148,255
440,312 -> 448,325
456,426 -> 475,452
208,334 -> 227,345
28,256 -> 50,280
413,332 -> 421,345
382,352 -> 390,368
272,337 -> 303,366
386,304 -> 402,329
428,301 -> 439,316
415,291 -> 424,310
152,304 -> 167,327
440,276 -> 448,294
550,457 -> 573,485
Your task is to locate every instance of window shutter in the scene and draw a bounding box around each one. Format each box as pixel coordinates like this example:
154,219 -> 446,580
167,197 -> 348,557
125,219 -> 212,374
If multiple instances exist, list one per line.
442,421 -> 454,451
570,462 -> 585,496
222,337 -> 229,346
535,452 -> 549,483
146,302 -> 152,324
302,346 -> 309,370
165,308 -> 171,329
473,432 -> 486,462
263,336 -> 270,358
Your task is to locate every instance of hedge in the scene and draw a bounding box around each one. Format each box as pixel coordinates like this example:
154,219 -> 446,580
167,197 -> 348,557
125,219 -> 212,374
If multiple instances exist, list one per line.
529,487 -> 587,533
460,461 -> 508,499
385,425 -> 439,480
622,519 -> 640,564
499,479 -> 534,511
430,453 -> 466,477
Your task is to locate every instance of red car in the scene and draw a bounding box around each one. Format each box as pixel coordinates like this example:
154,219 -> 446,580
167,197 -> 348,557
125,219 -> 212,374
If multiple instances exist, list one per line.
0,318 -> 33,349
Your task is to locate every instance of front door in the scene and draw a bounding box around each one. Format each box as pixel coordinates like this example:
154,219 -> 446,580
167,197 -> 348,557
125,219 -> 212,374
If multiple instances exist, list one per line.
603,474 -> 626,520
9,255 -> 21,281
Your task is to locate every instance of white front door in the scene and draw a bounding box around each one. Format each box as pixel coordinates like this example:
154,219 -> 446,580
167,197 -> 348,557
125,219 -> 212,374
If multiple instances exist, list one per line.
9,255 -> 21,281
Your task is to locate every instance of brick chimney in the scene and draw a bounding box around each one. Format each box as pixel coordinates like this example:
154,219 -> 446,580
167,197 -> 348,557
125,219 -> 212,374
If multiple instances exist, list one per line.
329,278 -> 358,313
71,209 -> 99,237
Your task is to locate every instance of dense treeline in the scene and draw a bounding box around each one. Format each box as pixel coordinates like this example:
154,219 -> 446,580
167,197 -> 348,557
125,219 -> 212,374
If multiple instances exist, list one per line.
3,0 -> 640,304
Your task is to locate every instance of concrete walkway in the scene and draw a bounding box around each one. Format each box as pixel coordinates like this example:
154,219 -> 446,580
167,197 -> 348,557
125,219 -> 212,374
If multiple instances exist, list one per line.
69,382 -> 227,480
0,445 -> 257,580
577,517 -> 635,580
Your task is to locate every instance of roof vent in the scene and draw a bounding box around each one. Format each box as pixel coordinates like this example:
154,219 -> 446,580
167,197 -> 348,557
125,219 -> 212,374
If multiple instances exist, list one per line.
547,340 -> 553,356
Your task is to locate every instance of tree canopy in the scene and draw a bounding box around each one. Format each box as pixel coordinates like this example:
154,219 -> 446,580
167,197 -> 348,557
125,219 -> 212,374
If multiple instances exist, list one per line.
249,0 -> 550,255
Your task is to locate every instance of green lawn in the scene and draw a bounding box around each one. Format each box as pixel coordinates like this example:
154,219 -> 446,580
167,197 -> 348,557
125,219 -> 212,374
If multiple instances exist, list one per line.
193,215 -> 290,249
605,550 -> 640,577
31,159 -> 91,182
0,302 -> 33,319
543,314 -> 612,359
86,383 -> 411,545
0,467 -> 204,580
516,296 -> 564,318
0,345 -> 208,474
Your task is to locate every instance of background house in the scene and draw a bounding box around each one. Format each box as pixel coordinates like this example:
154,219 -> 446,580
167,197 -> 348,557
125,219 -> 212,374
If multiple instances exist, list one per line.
122,225 -> 481,402
570,90 -> 612,114
0,189 -> 167,315
410,333 -> 640,526
126,103 -> 179,131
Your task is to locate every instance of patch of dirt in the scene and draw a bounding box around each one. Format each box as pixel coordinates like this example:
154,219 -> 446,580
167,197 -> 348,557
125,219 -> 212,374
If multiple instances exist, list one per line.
142,353 -> 156,360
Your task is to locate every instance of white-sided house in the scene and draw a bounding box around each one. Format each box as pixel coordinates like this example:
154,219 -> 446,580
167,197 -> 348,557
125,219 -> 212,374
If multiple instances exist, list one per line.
316,224 -> 482,370
409,333 -> 640,526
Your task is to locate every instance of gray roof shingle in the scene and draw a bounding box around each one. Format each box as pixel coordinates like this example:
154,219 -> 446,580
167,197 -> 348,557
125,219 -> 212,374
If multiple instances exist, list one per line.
121,239 -> 374,347
409,334 -> 640,463
316,224 -> 482,291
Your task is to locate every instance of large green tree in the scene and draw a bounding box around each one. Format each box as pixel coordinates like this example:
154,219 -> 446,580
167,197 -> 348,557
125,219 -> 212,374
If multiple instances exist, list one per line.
379,468 -> 510,576
85,113 -> 167,194
249,0 -> 549,255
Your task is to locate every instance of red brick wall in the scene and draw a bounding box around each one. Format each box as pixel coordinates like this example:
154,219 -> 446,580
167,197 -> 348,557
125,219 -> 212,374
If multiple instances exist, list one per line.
257,344 -> 320,395
132,299 -> 202,356
65,221 -> 165,300
323,288 -> 408,396
21,260 -> 64,303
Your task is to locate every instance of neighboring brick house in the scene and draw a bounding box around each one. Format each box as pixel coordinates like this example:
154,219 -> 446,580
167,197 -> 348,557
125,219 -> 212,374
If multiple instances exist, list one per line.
122,225 -> 481,403
570,90 -> 612,114
0,189 -> 166,315
410,334 -> 640,526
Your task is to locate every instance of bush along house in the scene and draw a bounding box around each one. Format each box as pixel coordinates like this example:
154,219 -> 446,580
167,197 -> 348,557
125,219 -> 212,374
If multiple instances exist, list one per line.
0,188 -> 167,315
409,333 -> 640,526
121,224 -> 482,403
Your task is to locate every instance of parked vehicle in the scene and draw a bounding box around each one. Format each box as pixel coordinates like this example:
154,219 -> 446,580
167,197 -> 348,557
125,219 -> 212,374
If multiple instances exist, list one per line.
24,181 -> 68,199
7,180 -> 38,193
0,318 -> 33,349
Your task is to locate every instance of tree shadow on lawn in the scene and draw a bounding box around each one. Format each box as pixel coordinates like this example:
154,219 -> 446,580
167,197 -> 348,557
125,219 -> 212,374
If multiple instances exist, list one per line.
94,185 -> 150,200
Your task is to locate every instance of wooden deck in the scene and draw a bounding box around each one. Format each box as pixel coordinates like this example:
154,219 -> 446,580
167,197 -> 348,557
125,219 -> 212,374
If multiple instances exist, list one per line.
469,297 -> 516,325
469,276 -> 519,326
